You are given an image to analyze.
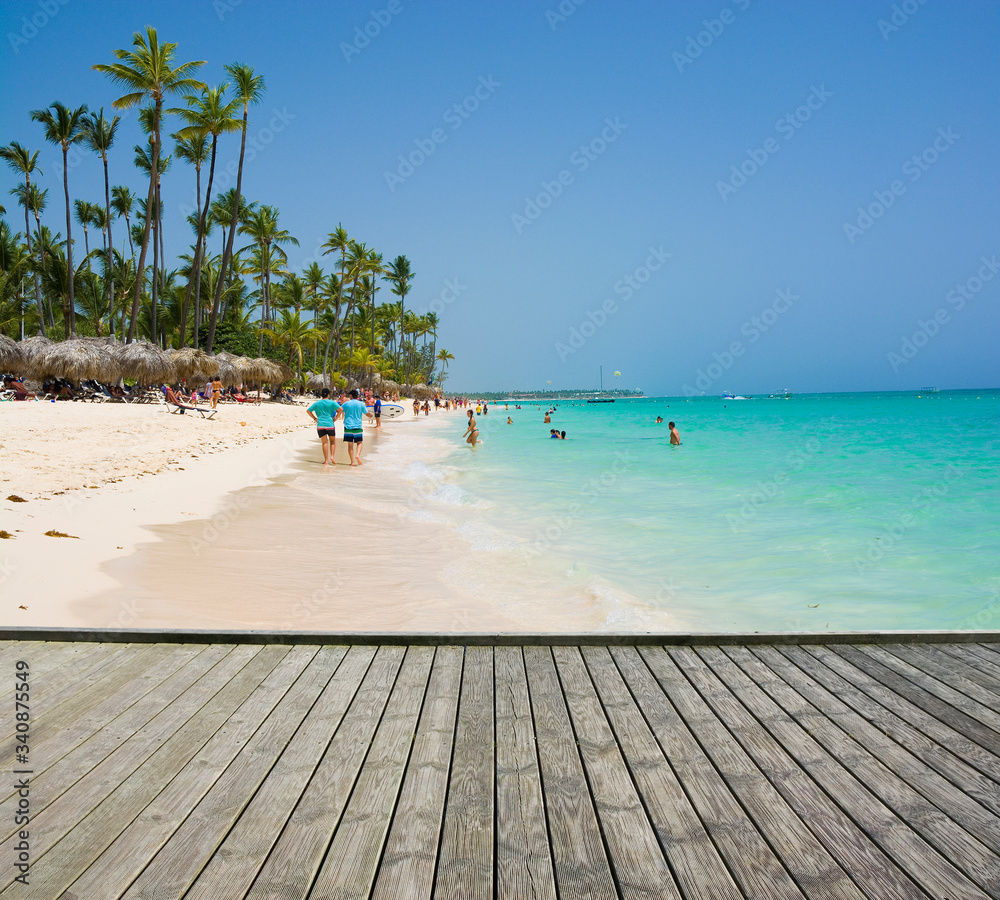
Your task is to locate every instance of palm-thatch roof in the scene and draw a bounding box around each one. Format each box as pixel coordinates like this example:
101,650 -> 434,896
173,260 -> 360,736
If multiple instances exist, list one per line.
306,373 -> 333,392
212,351 -> 247,387
167,347 -> 220,383
115,339 -> 175,385
242,357 -> 292,385
410,384 -> 437,400
25,338 -> 122,383
0,335 -> 26,374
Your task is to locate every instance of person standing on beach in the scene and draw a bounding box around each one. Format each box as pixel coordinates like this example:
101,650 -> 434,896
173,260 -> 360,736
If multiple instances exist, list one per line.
342,389 -> 373,466
669,421 -> 681,445
372,394 -> 382,429
210,376 -> 223,410
306,388 -> 341,466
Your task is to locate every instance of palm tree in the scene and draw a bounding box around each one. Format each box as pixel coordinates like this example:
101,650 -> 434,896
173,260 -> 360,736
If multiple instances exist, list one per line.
172,130 -> 208,345
30,101 -> 89,337
73,199 -> 98,258
238,204 -> 298,354
82,108 -> 120,337
435,348 -> 454,385
0,142 -> 45,333
386,254 -> 414,378
93,26 -> 205,343
320,224 -> 350,380
133,139 -> 171,345
206,62 -> 265,353
261,309 -> 314,382
172,83 -> 241,347
111,185 -> 136,256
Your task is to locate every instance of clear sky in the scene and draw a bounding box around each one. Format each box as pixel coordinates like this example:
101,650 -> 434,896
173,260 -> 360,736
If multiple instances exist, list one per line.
2,0 -> 997,395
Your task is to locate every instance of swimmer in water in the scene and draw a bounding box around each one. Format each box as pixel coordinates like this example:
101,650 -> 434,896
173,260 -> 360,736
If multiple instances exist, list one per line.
669,421 -> 681,445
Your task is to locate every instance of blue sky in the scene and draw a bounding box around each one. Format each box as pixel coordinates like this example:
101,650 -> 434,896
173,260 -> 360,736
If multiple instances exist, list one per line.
2,0 -> 997,395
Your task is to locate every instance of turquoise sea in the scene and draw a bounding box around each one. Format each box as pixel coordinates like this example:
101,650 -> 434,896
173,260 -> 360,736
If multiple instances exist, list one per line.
397,390 -> 1000,632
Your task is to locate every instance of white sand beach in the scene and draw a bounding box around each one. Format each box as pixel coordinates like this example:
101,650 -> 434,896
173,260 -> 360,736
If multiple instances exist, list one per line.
1,398 -> 679,634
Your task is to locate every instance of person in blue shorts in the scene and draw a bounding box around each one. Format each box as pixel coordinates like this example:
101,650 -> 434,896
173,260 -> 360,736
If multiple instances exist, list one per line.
341,389 -> 373,466
306,388 -> 342,466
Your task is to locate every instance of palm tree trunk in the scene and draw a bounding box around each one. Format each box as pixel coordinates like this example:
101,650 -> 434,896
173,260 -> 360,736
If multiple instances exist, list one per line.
102,153 -> 114,342
22,175 -> 45,334
62,145 -> 75,338
127,101 -> 160,344
206,108 -> 248,353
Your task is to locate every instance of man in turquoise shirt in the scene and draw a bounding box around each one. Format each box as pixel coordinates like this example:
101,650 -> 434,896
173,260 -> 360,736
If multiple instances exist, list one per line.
341,389 -> 373,466
306,388 -> 341,466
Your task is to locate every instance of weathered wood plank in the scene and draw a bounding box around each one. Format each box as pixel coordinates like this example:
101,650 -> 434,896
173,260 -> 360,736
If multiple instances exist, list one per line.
658,645 -> 871,900
936,642 -> 1000,689
582,646 -> 744,900
3,644 -> 287,899
0,643 -> 211,843
242,645 -> 402,900
0,643 -> 257,894
369,646 -> 463,900
834,644 -> 1000,757
881,643 -> 1000,714
183,645 -> 371,900
618,645 -> 806,900
717,645 -> 1000,896
434,645 -> 495,900
802,644 -> 1000,783
776,644 -> 1000,817
64,645 -> 320,899
524,645 -> 618,900
554,645 -> 682,900
309,646 -> 435,900
493,645 -> 557,900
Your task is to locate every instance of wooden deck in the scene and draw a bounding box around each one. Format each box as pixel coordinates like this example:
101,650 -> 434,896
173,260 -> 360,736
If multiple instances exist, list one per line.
3,635 -> 1000,899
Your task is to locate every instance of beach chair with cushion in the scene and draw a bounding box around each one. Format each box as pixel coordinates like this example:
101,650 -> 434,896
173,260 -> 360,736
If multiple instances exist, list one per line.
161,386 -> 217,419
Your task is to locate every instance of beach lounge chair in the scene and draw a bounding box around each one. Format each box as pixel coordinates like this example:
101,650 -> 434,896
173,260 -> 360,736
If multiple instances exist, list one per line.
161,386 -> 217,419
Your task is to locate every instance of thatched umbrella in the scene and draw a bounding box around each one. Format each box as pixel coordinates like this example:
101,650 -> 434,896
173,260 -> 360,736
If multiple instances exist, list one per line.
211,351 -> 246,387
167,347 -> 219,384
0,335 -> 26,374
243,357 -> 292,385
306,373 -> 333,392
25,338 -> 122,384
115,339 -> 175,385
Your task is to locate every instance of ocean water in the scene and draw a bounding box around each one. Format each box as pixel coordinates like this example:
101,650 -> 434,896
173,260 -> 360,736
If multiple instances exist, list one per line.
391,390 -> 1000,632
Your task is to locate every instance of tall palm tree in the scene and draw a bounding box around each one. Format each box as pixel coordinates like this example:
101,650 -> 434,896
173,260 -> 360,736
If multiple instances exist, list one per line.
73,199 -> 98,258
172,83 -> 240,347
320,224 -> 350,380
111,185 -> 136,256
386,254 -> 414,378
172,130 -> 207,345
30,101 -> 89,337
206,62 -> 265,353
0,142 -> 45,332
82,108 -> 120,337
238,204 -> 298,354
436,348 -> 454,378
261,309 -> 314,382
133,139 -> 171,346
93,26 -> 205,342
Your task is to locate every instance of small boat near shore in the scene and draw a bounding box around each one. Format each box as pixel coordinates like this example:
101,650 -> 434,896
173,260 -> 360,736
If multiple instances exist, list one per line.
587,366 -> 616,403
722,391 -> 751,400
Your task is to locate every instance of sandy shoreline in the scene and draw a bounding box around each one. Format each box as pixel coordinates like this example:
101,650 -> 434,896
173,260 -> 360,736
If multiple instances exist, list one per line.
1,399 -> 329,626
2,399 -> 679,633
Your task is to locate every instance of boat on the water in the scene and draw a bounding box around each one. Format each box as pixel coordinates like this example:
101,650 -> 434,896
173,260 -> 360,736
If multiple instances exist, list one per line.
920,386 -> 940,393
722,391 -> 751,400
587,366 -> 616,403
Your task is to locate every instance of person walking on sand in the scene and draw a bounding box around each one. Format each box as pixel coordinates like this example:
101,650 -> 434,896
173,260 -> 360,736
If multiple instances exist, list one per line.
210,376 -> 223,410
669,421 -> 681,445
372,394 -> 382,429
342,389 -> 373,466
306,388 -> 342,466
464,409 -> 480,446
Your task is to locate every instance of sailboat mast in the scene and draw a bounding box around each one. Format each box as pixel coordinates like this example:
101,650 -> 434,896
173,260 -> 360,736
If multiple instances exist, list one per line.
600,366 -> 603,392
